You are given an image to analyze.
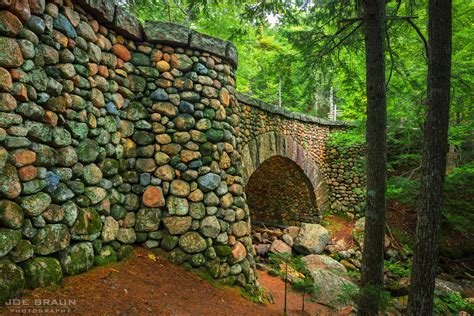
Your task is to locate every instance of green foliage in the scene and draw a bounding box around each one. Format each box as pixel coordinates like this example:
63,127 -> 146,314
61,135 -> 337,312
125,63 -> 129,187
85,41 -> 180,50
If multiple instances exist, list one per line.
122,0 -> 473,153
384,260 -> 411,278
347,269 -> 361,280
357,284 -> 393,313
239,284 -> 273,304
388,162 -> 474,238
333,282 -> 360,308
434,290 -> 474,315
328,127 -> 366,149
387,176 -> 420,207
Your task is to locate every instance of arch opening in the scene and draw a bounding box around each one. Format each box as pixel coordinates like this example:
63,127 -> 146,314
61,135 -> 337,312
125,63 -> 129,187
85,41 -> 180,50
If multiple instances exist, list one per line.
246,156 -> 319,226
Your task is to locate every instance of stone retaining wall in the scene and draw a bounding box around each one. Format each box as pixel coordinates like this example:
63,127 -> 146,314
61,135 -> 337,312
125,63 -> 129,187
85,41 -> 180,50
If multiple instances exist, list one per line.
0,0 -> 252,303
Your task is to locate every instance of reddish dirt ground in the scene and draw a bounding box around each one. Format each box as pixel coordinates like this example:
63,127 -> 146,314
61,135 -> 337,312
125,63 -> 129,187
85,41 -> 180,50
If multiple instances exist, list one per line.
1,248 -> 354,316
325,214 -> 355,248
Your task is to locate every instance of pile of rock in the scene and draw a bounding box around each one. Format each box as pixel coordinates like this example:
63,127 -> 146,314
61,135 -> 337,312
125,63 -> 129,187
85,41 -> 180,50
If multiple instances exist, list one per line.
252,223 -> 329,258
252,222 -> 359,308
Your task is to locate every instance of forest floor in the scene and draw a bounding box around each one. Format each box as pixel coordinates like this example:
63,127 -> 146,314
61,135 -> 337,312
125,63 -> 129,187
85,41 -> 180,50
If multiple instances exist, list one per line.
0,247 -> 355,316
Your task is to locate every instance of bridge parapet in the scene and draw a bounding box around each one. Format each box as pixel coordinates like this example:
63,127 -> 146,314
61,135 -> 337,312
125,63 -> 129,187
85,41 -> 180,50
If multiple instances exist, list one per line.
236,92 -> 349,127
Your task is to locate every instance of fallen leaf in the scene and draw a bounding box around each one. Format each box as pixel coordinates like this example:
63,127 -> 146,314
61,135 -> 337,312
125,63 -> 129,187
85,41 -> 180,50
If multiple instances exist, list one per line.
148,253 -> 157,261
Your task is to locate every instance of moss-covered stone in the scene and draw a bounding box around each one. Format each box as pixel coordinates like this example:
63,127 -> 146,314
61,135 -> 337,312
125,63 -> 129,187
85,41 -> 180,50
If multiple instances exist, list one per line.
71,208 -> 102,241
126,102 -> 149,121
214,245 -> 232,257
0,228 -> 21,257
190,253 -> 206,267
19,192 -> 52,217
205,258 -> 221,278
168,248 -> 188,264
94,245 -> 117,266
8,239 -> 34,263
21,257 -> 63,289
0,163 -> 21,199
0,259 -> 25,304
116,245 -> 134,261
59,242 -> 94,275
206,128 -> 224,143
32,224 -> 70,255
135,208 -> 161,232
161,234 -> 179,251
76,139 -> 99,163
0,200 -> 23,229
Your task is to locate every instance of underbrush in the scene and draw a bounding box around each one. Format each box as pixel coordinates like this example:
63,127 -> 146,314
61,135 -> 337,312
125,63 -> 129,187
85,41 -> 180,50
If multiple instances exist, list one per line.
387,162 -> 474,255
434,290 -> 474,315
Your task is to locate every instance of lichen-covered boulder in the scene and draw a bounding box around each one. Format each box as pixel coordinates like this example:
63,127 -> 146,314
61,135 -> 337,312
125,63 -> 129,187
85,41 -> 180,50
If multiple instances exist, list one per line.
0,259 -> 25,304
76,139 -> 99,163
101,216 -> 119,243
231,241 -> 247,263
117,228 -> 137,244
179,232 -> 207,254
144,21 -> 189,46
269,240 -> 292,254
0,228 -> 21,257
166,196 -> 189,215
135,208 -> 161,232
307,269 -> 358,308
32,224 -> 70,255
19,192 -> 51,217
0,200 -> 23,229
0,164 -> 21,199
302,254 -> 347,275
59,242 -> 94,275
0,37 -> 23,68
162,216 -> 192,235
293,223 -> 330,255
199,216 -> 220,238
21,257 -> 63,289
232,221 -> 249,238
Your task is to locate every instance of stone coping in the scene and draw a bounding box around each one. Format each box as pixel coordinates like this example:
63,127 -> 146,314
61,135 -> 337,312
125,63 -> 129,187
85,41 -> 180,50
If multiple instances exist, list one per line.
236,92 -> 350,127
75,0 -> 238,68
77,0 -> 347,126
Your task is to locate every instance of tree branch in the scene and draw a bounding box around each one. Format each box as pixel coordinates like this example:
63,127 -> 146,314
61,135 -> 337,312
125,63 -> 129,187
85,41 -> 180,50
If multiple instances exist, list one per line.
385,28 -> 394,88
319,21 -> 364,60
339,15 -> 419,23
405,19 -> 429,59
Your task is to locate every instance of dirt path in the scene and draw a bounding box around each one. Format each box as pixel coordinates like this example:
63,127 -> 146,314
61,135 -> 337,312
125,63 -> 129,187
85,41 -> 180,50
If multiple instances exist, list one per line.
1,247 -> 350,316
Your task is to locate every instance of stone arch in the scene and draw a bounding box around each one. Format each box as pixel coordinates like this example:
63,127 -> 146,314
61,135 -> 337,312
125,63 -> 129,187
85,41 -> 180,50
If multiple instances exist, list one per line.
240,132 -> 329,224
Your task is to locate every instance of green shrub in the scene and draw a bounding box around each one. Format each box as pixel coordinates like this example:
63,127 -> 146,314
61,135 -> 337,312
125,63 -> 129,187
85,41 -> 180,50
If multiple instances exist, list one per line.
434,290 -> 474,315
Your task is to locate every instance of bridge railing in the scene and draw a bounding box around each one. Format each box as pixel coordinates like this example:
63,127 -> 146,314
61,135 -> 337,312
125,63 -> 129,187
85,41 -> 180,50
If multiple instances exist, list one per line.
236,92 -> 351,127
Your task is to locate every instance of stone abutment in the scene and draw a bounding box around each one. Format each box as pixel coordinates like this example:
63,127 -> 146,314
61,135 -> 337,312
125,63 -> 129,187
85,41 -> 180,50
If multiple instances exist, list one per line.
0,0 -> 364,303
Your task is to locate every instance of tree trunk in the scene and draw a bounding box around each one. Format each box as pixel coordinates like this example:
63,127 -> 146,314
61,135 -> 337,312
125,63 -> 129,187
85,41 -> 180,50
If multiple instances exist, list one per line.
357,0 -> 387,315
407,0 -> 452,314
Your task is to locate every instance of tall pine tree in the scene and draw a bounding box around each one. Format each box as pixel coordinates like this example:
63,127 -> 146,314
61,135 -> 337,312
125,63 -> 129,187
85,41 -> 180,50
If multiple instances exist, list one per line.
407,0 -> 452,314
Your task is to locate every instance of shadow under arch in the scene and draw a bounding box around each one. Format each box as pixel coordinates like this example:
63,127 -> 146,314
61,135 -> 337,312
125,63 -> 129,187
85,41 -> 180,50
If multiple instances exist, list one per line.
240,132 -> 329,225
